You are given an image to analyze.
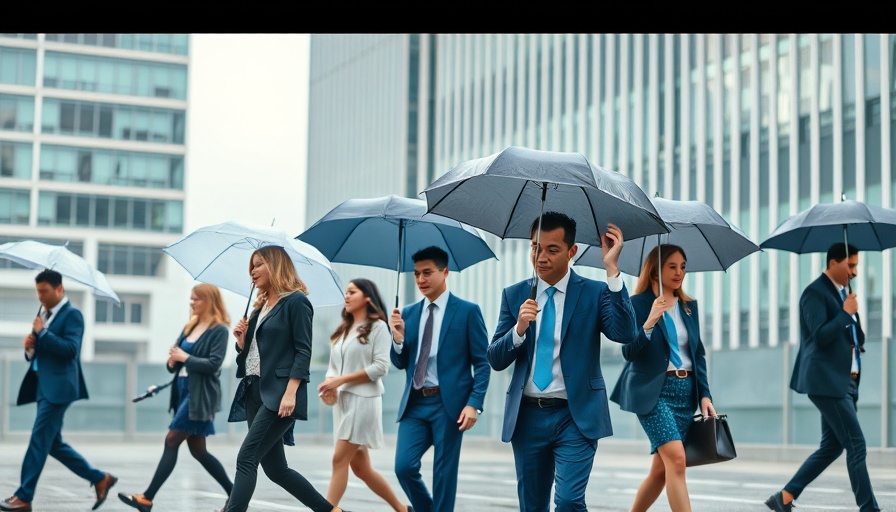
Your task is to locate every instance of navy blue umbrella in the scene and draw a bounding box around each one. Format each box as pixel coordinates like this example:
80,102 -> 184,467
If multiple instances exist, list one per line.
760,197 -> 896,292
297,195 -> 498,307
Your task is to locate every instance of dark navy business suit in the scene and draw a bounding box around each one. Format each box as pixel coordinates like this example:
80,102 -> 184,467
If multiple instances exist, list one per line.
488,270 -> 637,511
390,292 -> 490,512
15,299 -> 106,503
785,274 -> 879,511
610,291 -> 711,416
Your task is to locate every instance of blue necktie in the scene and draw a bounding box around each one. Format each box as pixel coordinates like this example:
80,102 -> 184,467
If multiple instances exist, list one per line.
840,288 -> 861,369
664,311 -> 683,369
533,287 -> 556,391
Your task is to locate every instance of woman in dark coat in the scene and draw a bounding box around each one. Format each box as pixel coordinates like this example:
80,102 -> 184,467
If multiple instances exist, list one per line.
223,245 -> 349,512
119,283 -> 233,511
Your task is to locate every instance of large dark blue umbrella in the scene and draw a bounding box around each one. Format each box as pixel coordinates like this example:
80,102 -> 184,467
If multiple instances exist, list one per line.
575,197 -> 760,278
760,197 -> 896,292
297,195 -> 497,307
422,146 -> 667,298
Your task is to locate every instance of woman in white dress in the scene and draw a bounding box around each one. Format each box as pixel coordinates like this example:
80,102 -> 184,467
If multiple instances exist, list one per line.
318,278 -> 410,512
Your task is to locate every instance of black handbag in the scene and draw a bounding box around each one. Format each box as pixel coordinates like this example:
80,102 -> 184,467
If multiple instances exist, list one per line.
684,413 -> 736,467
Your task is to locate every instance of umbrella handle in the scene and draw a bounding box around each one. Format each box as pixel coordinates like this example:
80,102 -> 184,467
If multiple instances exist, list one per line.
244,282 -> 256,318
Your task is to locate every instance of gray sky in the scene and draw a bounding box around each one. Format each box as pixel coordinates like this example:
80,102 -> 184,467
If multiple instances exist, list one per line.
186,34 -> 310,234
180,34 -> 318,312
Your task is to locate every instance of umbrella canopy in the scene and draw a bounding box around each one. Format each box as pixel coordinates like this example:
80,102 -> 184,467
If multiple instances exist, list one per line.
575,197 -> 760,275
163,220 -> 344,308
422,146 -> 668,246
297,195 -> 498,307
0,240 -> 120,304
760,198 -> 896,253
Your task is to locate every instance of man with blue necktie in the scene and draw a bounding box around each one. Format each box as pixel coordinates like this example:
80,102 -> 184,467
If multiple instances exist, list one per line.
0,270 -> 117,512
488,212 -> 638,511
389,246 -> 491,512
766,243 -> 880,512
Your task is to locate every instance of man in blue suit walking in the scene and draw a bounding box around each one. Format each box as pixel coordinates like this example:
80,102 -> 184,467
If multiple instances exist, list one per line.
0,270 -> 117,512
766,243 -> 880,512
389,246 -> 491,512
488,212 -> 637,512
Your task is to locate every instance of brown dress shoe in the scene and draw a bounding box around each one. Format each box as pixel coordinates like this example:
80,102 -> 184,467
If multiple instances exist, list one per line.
0,496 -> 31,512
92,473 -> 118,510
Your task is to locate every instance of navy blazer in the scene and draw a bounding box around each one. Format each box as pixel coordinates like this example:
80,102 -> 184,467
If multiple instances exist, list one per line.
609,291 -> 711,415
18,300 -> 89,406
790,274 -> 865,398
390,292 -> 491,422
228,291 -> 313,422
488,270 -> 637,442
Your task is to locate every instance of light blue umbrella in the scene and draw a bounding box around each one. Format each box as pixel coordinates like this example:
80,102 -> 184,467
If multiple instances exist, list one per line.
163,220 -> 344,314
297,195 -> 498,307
0,240 -> 121,308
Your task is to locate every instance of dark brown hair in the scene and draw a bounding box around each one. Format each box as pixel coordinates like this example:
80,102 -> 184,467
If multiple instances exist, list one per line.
330,278 -> 388,345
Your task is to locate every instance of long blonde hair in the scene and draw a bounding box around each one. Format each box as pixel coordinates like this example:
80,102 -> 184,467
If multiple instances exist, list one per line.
182,283 -> 231,334
634,244 -> 693,312
249,245 -> 308,310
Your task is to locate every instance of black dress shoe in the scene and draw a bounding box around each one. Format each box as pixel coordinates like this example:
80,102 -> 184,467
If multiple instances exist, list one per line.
765,491 -> 793,512
0,496 -> 31,512
118,492 -> 153,512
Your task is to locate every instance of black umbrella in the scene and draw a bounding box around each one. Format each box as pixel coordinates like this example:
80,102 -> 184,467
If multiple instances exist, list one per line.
131,380 -> 174,403
760,196 -> 896,293
422,146 -> 667,298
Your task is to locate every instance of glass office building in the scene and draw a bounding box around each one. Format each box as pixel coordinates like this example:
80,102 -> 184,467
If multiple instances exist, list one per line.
0,33 -> 191,362
307,34 -> 895,444
308,33 -> 895,351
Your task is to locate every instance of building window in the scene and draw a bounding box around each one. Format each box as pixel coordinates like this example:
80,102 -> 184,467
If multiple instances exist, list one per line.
0,188 -> 29,224
43,51 -> 187,99
0,34 -> 37,40
1,141 -> 32,179
38,192 -> 183,232
93,339 -> 147,361
97,243 -> 163,277
41,98 -> 185,144
0,93 -> 35,132
40,144 -> 184,189
0,47 -> 36,86
95,294 -> 148,325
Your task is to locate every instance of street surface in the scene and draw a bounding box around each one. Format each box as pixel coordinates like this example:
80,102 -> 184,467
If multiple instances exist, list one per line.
0,435 -> 893,511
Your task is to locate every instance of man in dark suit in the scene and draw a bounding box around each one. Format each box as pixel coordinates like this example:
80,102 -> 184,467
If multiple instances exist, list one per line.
389,246 -> 491,512
766,243 -> 880,512
488,212 -> 637,512
0,270 -> 117,512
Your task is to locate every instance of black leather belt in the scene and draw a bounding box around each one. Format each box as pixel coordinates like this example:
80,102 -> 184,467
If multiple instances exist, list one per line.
521,396 -> 568,409
666,369 -> 692,378
412,386 -> 440,397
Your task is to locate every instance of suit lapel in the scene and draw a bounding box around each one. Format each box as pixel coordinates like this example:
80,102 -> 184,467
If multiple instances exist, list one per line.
406,300 -> 424,358
679,301 -> 698,356
560,271 -> 583,344
438,294 -> 457,349
257,295 -> 288,330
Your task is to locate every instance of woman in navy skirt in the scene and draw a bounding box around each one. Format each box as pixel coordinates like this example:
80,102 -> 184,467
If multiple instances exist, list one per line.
118,284 -> 233,511
610,244 -> 717,512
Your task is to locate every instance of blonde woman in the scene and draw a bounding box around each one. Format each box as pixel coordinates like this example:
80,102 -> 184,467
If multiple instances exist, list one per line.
119,283 -> 233,512
224,245 -> 349,512
318,278 -> 410,512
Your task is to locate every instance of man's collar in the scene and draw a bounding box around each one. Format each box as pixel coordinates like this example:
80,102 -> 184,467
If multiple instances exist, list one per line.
535,269 -> 571,296
424,289 -> 450,310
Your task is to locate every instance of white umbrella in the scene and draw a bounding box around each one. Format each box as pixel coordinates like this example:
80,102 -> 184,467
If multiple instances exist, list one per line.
163,220 -> 344,313
0,240 -> 121,304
